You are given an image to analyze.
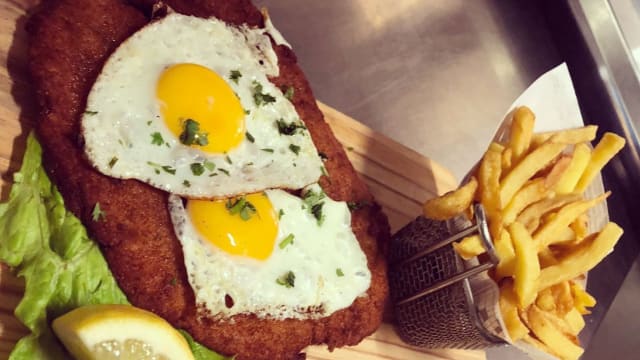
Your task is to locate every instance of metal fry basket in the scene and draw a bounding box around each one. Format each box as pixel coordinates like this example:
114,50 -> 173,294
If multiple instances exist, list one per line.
389,204 -> 507,349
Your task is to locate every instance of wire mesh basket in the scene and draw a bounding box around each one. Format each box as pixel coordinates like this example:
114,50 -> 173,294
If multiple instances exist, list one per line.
388,204 -> 507,349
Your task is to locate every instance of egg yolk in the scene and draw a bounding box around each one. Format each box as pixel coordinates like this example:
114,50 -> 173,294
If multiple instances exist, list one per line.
187,193 -> 278,260
156,63 -> 245,153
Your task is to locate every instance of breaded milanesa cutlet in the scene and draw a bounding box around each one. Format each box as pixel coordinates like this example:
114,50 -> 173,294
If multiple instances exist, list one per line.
27,0 -> 389,358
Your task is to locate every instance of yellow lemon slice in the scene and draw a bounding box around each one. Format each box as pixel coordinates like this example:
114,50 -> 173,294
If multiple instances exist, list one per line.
52,304 -> 195,360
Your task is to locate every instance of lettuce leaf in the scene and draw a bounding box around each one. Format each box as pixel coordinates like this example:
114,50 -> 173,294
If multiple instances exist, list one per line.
0,133 -> 229,360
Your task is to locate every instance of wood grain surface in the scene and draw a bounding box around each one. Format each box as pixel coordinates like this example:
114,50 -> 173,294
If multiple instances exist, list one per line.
0,0 -> 483,359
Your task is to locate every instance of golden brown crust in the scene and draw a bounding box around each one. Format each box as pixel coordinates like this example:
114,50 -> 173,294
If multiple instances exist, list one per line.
27,1 -> 389,359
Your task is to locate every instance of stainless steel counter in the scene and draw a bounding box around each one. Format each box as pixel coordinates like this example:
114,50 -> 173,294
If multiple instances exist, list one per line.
254,0 -> 640,359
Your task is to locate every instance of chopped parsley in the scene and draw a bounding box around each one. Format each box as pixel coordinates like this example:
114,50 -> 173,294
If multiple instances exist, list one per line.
311,202 -> 325,225
276,118 -> 306,136
336,268 -> 344,277
276,271 -> 295,288
318,151 -> 329,161
218,168 -> 230,176
179,119 -> 209,146
278,209 -> 284,219
245,131 -> 255,143
183,180 -> 191,187
229,70 -> 242,84
92,203 -> 106,222
346,146 -> 354,151
252,81 -> 276,106
303,189 -> 326,225
283,86 -> 294,101
244,109 -> 251,115
84,110 -> 98,115
108,157 -> 118,168
147,161 -> 176,175
320,166 -> 329,177
146,120 -> 152,126
151,132 -> 165,146
261,148 -> 274,153
225,155 -> 233,164
289,144 -> 301,155
169,277 -> 177,286
190,163 -> 205,176
278,234 -> 294,249
226,196 -> 257,221
203,160 -> 216,171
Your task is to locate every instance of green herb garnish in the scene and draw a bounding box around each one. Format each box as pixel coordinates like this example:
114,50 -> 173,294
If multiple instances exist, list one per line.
225,196 -> 257,221
261,148 -> 274,153
336,268 -> 344,277
203,160 -> 216,171
92,203 -> 106,222
246,131 -> 255,143
276,271 -> 295,288
108,157 -> 118,168
289,144 -> 301,155
283,86 -> 294,101
84,110 -> 98,115
229,70 -> 242,84
151,132 -> 164,146
311,202 -> 325,225
170,277 -> 177,286
252,81 -> 276,106
276,118 -> 306,136
147,161 -> 176,175
278,209 -> 284,219
225,155 -> 232,164
179,119 -> 209,146
183,180 -> 191,187
279,234 -> 294,249
190,163 -> 205,176
320,166 -> 329,177
218,168 -> 230,176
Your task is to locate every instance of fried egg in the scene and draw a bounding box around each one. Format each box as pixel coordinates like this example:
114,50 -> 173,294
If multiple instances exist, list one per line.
168,184 -> 371,320
82,13 -> 323,198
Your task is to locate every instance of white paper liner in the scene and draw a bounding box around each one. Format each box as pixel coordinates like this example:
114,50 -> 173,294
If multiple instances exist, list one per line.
460,63 -> 609,359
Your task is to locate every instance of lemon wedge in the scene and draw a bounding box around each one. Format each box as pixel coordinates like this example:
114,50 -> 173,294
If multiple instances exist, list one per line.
52,304 -> 195,360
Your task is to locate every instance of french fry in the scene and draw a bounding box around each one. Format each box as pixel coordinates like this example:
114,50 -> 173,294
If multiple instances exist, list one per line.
544,155 -> 572,189
509,106 -> 535,163
531,125 -> 597,147
571,282 -> 596,315
523,334 -> 558,358
570,213 -> 589,242
550,281 -> 574,317
533,192 -> 609,249
516,193 -> 583,233
452,235 -> 485,260
554,143 -> 591,194
502,147 -> 513,172
509,222 -> 540,307
423,177 -> 478,220
526,306 -> 584,360
494,229 -> 516,279
538,222 -> 623,291
538,246 -> 559,267
575,132 -> 625,192
536,287 -> 556,311
500,142 -> 565,207
478,146 -> 502,222
564,308 -> 585,335
502,179 -> 547,225
499,280 -> 529,341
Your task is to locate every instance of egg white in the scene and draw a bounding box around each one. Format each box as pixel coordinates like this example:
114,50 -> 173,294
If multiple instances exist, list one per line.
168,184 -> 371,320
81,13 -> 323,198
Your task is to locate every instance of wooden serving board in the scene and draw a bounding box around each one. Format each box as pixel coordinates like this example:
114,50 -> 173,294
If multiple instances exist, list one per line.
0,1 -> 482,359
